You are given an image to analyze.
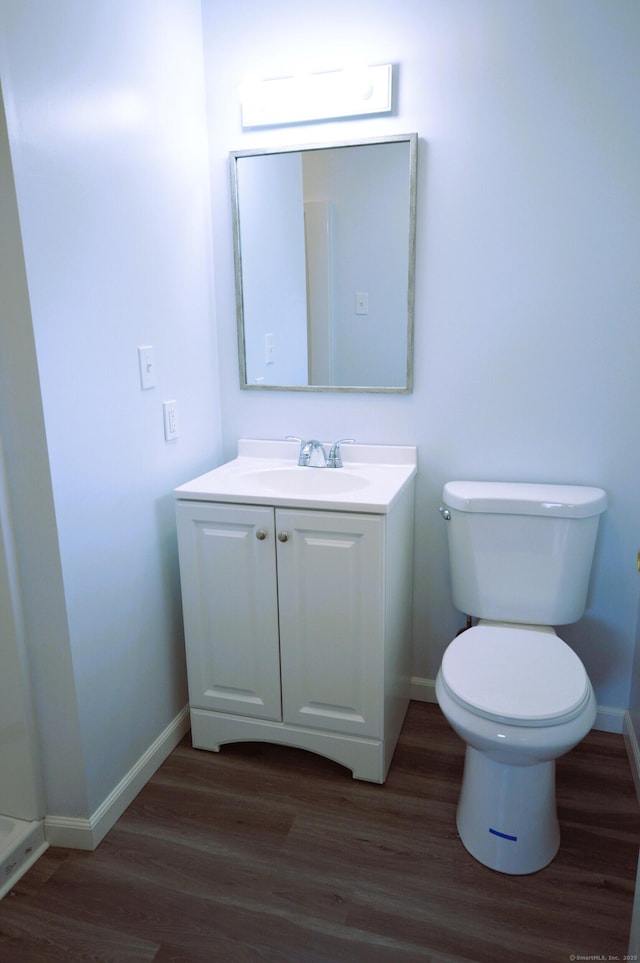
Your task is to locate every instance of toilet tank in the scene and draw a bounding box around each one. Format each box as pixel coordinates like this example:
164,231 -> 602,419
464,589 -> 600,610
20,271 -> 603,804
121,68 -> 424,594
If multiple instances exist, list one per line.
441,481 -> 607,625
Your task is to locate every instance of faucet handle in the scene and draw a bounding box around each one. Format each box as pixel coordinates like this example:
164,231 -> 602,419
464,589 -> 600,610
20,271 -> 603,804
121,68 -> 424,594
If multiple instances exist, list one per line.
285,435 -> 304,457
327,438 -> 355,468
285,435 -> 309,466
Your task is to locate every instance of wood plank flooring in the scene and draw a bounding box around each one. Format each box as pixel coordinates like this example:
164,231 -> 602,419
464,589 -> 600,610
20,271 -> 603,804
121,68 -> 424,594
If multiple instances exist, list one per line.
1,701 -> 639,962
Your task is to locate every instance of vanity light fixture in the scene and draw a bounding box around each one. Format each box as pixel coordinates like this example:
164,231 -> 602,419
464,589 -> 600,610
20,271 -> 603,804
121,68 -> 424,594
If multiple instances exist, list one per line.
239,63 -> 393,128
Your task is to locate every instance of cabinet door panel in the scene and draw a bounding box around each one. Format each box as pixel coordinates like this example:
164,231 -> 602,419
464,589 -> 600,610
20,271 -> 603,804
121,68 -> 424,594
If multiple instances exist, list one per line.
276,509 -> 383,737
176,502 -> 282,720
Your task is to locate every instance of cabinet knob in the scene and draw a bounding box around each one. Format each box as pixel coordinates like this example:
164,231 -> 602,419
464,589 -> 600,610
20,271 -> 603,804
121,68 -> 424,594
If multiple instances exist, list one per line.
278,531 -> 288,543
256,529 -> 267,540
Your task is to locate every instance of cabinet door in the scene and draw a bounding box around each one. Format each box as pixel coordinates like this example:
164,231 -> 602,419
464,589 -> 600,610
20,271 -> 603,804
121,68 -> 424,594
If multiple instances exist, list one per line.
275,509 -> 384,738
176,502 -> 282,721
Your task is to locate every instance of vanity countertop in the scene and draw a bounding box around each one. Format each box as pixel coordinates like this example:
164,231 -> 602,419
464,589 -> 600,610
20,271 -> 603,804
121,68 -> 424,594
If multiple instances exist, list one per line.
174,439 -> 417,513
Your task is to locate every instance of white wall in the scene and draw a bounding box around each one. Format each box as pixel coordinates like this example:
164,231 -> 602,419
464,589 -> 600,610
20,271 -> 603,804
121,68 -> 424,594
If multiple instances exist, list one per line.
0,0 -> 222,820
202,0 -> 640,712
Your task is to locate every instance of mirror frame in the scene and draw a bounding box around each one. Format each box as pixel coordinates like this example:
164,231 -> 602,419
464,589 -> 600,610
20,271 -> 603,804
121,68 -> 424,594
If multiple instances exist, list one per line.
230,133 -> 418,393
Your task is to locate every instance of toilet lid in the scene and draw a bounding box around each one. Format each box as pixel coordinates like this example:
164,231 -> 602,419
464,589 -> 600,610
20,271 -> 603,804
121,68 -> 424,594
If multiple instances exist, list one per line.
440,624 -> 591,726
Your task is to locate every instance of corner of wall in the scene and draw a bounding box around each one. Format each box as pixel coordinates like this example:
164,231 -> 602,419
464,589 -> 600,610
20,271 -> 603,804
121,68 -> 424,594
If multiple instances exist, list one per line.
45,705 -> 190,850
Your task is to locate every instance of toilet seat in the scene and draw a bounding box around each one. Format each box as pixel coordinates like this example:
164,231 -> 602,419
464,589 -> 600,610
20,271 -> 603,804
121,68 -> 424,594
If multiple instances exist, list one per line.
440,624 -> 591,727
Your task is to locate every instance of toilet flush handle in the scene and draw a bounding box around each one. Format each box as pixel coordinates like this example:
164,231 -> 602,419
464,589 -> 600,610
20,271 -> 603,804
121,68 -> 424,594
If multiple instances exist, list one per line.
438,506 -> 451,521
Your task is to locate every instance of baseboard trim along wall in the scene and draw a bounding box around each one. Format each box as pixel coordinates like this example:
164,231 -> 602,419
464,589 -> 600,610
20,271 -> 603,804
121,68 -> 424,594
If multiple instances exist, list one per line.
43,689 -> 640,853
410,676 -> 626,735
44,705 -> 190,851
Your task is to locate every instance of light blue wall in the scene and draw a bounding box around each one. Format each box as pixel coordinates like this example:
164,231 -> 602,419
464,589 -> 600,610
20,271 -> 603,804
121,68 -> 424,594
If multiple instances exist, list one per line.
202,0 -> 640,711
0,0 -> 222,818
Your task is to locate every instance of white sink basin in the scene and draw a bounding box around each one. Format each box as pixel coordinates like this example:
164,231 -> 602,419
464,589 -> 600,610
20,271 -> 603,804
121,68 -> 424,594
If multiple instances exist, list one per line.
241,466 -> 370,495
175,439 -> 417,513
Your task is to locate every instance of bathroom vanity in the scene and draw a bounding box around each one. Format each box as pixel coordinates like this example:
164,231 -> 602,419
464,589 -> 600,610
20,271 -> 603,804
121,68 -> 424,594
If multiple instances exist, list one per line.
174,439 -> 417,783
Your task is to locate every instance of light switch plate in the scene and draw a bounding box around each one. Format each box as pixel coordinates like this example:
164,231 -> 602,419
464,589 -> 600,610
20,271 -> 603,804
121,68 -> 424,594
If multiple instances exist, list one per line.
138,345 -> 156,389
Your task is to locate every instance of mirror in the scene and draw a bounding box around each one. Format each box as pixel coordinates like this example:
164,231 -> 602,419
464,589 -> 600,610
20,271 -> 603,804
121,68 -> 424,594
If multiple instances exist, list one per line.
230,133 -> 417,392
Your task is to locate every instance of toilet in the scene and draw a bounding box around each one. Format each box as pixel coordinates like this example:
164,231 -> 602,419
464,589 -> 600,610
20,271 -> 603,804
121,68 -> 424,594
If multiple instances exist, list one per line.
435,480 -> 607,875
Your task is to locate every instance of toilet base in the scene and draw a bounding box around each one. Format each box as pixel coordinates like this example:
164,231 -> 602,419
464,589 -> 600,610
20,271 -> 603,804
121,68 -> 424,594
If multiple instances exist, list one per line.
456,746 -> 560,875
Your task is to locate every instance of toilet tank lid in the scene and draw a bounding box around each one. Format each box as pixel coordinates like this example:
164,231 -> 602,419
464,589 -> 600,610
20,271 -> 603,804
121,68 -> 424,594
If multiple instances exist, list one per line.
442,481 -> 607,518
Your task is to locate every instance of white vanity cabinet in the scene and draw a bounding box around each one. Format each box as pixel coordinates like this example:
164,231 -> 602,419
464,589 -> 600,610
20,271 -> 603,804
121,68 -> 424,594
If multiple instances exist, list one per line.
174,440 -> 416,783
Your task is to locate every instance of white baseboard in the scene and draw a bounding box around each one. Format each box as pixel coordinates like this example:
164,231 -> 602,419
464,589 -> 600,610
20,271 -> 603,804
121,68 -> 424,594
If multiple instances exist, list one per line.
45,705 -> 190,851
42,691 -> 638,853
595,704 -> 626,734
410,676 -> 625,734
410,676 -> 438,704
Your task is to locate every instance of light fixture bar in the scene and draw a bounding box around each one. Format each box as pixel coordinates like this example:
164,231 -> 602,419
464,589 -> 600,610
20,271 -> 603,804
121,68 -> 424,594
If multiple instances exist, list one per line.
240,64 -> 393,128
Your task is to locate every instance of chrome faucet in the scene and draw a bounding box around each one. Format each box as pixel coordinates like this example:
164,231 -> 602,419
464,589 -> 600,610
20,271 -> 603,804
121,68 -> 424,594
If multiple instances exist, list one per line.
300,439 -> 328,468
286,436 -> 327,467
286,436 -> 355,468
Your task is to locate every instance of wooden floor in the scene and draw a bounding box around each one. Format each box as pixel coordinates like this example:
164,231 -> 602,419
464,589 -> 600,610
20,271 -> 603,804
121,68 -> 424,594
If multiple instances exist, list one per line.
1,701 -> 639,962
